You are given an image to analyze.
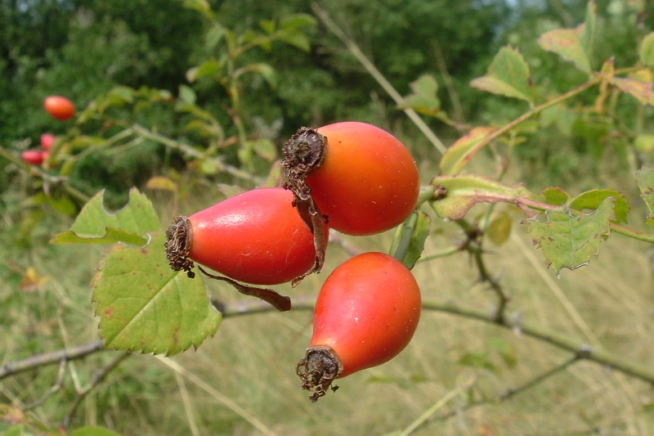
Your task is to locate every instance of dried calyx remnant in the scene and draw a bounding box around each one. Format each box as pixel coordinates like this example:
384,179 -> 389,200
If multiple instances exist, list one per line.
165,216 -> 195,279
296,346 -> 343,403
282,127 -> 329,286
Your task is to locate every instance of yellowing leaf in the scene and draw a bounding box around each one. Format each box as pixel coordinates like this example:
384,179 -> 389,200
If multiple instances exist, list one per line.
487,212 -> 512,246
470,46 -> 533,103
146,176 -> 178,192
608,77 -> 654,105
19,267 -> 49,292
538,25 -> 591,73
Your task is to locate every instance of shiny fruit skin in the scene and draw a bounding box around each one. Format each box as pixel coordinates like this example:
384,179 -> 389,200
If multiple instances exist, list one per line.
187,187 -> 322,285
43,96 -> 75,121
40,133 -> 55,150
21,150 -> 45,165
306,122 -> 420,236
310,252 -> 421,377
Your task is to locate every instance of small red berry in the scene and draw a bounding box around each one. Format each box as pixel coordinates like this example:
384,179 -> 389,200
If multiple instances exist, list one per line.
40,133 -> 56,150
43,96 -> 75,121
22,150 -> 45,166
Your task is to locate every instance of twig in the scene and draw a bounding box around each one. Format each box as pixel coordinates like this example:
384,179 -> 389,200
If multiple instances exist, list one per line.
62,351 -> 130,429
130,124 -> 262,184
434,356 -> 580,423
311,3 -> 447,155
24,359 -> 67,411
0,340 -> 105,381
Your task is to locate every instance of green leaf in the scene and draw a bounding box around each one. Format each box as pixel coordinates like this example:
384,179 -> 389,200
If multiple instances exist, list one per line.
487,337 -> 517,368
568,189 -> 629,224
106,86 -> 135,105
487,212 -> 512,246
635,134 -> 654,152
398,74 -> 441,115
541,104 -> 574,136
234,63 -> 277,88
430,174 -> 540,220
4,425 -> 23,436
470,46 -> 533,103
458,352 -> 499,374
178,85 -> 196,105
390,211 -> 431,269
206,24 -> 225,49
640,32 -> 654,66
440,127 -> 497,175
279,13 -> 317,30
71,427 -> 123,436
252,139 -> 277,162
182,0 -> 214,19
187,60 -> 222,82
542,187 -> 570,206
525,198 -> 614,274
538,26 -> 591,74
260,19 -> 275,34
276,30 -> 311,52
580,0 -> 597,67
92,232 -> 222,356
635,166 -> 654,229
50,188 -> 160,246
608,77 -> 654,105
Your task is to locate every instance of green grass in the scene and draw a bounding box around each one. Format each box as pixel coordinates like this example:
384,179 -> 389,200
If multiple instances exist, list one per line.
1,171 -> 654,436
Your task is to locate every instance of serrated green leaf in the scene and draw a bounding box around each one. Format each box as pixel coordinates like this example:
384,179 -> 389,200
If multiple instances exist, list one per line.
71,426 -> 123,436
538,26 -> 591,73
399,75 -> 441,115
525,198 -> 614,274
635,134 -> 654,152
640,32 -> 654,66
542,187 -> 570,206
608,77 -> 654,105
92,232 -> 222,356
430,174 -> 540,220
279,13 -> 317,30
635,166 -> 654,229
487,212 -> 512,246
439,127 -> 498,175
178,85 -> 196,105
50,188 -> 160,246
569,189 -> 628,224
470,46 -> 533,103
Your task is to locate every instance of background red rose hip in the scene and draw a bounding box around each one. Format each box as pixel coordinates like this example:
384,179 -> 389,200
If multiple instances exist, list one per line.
43,96 -> 75,121
40,133 -> 56,150
21,150 -> 45,166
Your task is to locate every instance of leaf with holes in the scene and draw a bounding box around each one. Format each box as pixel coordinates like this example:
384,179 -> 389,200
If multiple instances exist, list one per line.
635,167 -> 654,229
568,189 -> 628,224
525,198 -> 614,274
92,232 -> 222,355
51,188 -> 160,246
470,46 -> 533,103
